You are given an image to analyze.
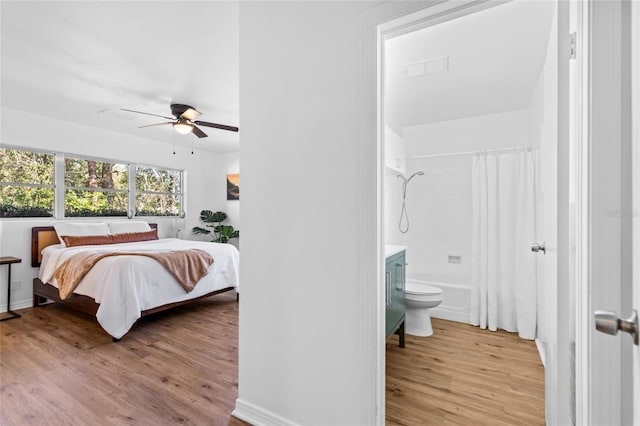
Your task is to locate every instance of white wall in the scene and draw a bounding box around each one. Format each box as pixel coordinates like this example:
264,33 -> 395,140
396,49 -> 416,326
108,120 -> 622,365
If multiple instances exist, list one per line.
188,150 -> 240,245
0,107 -> 235,312
220,152 -> 240,232
400,109 -> 531,286
235,2 -> 377,424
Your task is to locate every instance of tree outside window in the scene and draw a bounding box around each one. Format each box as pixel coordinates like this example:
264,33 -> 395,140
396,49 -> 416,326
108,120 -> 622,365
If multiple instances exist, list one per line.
0,148 -> 55,217
64,157 -> 129,217
1,148 -> 183,218
135,166 -> 182,217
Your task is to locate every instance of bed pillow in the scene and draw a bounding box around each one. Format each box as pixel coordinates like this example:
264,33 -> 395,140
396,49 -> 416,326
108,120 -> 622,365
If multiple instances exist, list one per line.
108,221 -> 151,235
54,222 -> 111,247
60,229 -> 159,247
110,229 -> 158,244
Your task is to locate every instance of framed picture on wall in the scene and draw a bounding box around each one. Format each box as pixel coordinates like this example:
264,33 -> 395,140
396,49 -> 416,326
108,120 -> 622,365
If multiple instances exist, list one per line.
227,173 -> 239,200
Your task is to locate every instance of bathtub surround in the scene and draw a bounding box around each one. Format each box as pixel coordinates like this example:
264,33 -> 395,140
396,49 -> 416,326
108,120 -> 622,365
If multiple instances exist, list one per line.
470,148 -> 538,340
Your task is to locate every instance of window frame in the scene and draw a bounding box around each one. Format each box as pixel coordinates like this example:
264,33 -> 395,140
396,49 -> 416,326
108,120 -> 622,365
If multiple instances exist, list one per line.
0,145 -> 185,219
134,163 -> 184,217
0,146 -> 56,218
62,154 -> 130,218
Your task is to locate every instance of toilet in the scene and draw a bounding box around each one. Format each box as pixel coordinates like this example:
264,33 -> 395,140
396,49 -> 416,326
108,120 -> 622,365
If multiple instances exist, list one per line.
404,283 -> 444,337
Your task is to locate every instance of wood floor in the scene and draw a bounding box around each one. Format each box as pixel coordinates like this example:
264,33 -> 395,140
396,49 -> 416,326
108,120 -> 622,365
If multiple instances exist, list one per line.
386,318 -> 546,425
1,296 -> 544,425
0,292 -> 247,426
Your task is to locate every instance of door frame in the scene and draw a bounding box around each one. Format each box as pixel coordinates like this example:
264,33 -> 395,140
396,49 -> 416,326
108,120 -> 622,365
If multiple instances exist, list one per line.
363,1 -> 570,423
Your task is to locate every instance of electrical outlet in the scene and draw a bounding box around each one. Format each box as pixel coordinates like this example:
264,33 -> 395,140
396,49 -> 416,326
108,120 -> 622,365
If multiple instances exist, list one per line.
11,280 -> 21,291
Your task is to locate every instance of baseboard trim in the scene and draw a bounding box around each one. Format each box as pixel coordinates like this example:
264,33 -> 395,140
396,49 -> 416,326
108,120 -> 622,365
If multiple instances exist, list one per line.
232,398 -> 297,426
1,297 -> 34,313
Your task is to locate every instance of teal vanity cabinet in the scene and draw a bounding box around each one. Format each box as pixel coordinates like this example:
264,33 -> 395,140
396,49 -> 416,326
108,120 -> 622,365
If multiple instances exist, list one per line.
385,250 -> 405,347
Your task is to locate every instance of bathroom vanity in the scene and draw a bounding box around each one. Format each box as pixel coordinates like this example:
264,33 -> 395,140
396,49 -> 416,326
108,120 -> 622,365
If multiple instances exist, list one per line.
385,246 -> 406,348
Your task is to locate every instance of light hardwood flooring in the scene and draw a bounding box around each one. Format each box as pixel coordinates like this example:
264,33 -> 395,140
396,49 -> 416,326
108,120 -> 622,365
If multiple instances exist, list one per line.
1,296 -> 544,425
0,292 -> 247,426
386,318 -> 546,425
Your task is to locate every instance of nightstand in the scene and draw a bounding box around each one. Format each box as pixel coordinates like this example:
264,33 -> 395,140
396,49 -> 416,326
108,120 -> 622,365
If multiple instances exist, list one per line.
0,256 -> 22,321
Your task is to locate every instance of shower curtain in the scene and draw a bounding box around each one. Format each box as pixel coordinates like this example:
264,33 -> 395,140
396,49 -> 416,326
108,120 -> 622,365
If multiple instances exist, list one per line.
470,149 -> 537,340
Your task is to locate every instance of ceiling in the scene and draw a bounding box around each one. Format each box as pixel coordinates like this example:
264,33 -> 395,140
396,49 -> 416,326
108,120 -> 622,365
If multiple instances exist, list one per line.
1,1 -> 239,152
385,0 -> 555,129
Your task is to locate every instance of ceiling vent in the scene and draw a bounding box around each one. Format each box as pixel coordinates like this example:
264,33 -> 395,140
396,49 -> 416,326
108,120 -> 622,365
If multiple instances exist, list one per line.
405,56 -> 449,78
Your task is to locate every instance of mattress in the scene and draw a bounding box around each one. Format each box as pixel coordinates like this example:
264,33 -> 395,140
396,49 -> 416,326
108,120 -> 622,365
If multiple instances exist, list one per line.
39,238 -> 240,338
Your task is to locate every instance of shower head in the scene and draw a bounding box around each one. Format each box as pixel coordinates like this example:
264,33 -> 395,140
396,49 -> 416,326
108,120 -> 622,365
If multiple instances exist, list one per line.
406,171 -> 425,183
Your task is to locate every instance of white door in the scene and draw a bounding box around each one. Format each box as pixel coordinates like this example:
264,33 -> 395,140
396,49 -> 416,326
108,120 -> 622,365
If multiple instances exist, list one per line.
583,0 -> 639,424
632,1 -> 640,423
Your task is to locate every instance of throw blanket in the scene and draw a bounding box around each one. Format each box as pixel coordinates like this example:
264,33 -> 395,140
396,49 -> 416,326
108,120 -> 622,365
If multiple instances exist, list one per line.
53,249 -> 214,300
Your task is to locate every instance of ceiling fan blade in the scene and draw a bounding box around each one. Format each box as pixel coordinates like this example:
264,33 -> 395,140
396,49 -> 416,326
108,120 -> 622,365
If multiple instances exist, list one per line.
121,109 -> 174,120
193,120 -> 239,132
139,122 -> 174,128
191,125 -> 208,138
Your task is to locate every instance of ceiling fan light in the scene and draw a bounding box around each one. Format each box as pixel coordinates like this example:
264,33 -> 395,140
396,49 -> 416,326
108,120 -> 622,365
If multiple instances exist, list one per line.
173,122 -> 193,135
181,108 -> 202,121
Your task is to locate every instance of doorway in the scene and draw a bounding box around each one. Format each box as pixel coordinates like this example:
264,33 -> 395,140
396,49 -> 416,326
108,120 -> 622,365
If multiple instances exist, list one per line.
376,1 -> 569,423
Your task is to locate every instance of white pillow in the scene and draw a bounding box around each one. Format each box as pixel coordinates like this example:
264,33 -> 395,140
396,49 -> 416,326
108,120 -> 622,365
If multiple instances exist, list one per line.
108,221 -> 151,235
54,222 -> 111,247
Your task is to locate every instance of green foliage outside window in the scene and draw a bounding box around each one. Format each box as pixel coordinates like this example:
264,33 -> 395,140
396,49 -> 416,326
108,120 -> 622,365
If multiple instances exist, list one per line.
0,148 -> 54,217
136,166 -> 181,217
1,148 -> 184,218
64,157 -> 129,217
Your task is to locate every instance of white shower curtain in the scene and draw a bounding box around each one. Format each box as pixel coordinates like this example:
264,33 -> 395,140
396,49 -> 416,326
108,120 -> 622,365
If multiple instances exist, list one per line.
470,149 -> 537,340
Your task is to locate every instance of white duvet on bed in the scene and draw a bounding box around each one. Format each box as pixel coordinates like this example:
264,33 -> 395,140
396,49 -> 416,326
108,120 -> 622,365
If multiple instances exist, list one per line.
39,238 -> 239,339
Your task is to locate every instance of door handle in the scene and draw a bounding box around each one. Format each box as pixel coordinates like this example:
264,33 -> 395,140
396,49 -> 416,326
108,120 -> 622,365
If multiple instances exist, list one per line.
531,242 -> 546,254
594,309 -> 638,345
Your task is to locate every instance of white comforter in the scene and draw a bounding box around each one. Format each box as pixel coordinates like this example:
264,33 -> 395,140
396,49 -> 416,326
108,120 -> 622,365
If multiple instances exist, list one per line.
39,238 -> 239,339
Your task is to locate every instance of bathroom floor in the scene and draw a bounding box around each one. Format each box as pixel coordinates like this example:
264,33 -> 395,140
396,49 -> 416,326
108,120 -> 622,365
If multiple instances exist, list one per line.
386,318 -> 545,425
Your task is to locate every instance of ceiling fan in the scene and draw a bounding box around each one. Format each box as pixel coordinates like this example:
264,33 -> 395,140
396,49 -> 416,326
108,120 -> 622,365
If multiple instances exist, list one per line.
121,104 -> 239,138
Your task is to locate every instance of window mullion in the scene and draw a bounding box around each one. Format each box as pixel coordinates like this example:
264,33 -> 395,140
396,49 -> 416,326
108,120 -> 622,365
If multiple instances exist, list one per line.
55,153 -> 65,218
128,163 -> 136,218
181,171 -> 186,218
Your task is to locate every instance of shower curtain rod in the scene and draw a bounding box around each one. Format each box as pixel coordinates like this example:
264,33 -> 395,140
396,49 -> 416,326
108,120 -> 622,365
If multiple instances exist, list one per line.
407,145 -> 537,160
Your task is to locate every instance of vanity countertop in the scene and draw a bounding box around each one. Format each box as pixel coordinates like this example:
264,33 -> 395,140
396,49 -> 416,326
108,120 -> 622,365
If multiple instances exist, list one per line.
385,245 -> 407,259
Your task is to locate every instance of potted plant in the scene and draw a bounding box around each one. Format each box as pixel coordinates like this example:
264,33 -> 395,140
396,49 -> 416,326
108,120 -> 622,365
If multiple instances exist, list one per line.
192,210 -> 239,243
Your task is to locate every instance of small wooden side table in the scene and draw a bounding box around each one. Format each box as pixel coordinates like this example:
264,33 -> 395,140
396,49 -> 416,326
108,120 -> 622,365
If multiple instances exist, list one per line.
0,256 -> 22,321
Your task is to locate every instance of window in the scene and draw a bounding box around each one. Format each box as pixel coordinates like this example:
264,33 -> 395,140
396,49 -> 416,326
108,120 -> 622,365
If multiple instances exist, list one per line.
1,148 -> 184,218
135,166 -> 182,216
64,157 -> 129,217
0,148 -> 55,217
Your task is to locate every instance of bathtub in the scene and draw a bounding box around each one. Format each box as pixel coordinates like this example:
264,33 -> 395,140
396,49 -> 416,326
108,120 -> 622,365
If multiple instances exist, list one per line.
405,278 -> 471,324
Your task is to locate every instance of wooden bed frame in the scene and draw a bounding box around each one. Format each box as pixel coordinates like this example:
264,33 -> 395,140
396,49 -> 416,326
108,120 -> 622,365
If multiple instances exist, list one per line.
31,225 -> 236,339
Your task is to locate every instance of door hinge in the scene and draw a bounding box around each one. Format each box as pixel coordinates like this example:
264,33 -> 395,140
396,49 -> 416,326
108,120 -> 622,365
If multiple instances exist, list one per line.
570,32 -> 576,59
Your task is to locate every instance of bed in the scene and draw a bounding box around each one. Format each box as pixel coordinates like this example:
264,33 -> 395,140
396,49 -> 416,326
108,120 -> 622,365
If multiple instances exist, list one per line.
31,223 -> 239,340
